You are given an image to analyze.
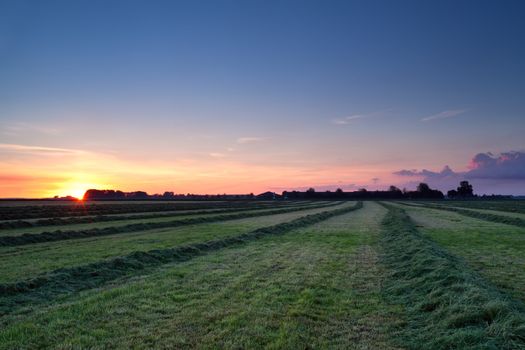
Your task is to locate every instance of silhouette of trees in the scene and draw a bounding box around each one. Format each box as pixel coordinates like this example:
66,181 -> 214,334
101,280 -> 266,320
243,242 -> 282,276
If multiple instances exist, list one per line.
457,181 -> 474,197
447,181 -> 475,199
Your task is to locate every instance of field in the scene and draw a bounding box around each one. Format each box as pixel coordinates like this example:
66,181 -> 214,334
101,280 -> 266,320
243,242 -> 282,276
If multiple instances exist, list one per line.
1,200 -> 525,349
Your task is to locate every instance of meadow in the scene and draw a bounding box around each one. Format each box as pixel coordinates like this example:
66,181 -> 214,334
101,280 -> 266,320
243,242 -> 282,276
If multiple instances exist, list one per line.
1,200 -> 525,349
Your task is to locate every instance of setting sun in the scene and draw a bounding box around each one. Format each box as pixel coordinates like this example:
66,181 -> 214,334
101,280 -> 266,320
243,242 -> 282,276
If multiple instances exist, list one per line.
70,188 -> 87,200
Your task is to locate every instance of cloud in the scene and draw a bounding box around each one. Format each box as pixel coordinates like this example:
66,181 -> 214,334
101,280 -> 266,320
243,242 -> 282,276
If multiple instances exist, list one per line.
421,109 -> 467,122
0,143 -> 87,156
393,165 -> 456,179
236,137 -> 266,144
1,122 -> 62,136
467,151 -> 525,180
331,109 -> 393,125
393,151 -> 525,194
270,183 -> 358,192
331,115 -> 365,125
209,152 -> 227,158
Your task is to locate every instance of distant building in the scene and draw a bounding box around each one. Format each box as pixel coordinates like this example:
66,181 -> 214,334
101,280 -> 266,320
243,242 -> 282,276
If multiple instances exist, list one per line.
256,191 -> 281,200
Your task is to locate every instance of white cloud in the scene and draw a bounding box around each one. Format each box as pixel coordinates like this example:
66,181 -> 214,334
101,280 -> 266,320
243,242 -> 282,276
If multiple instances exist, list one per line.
421,109 -> 467,122
1,122 -> 62,136
0,143 -> 87,156
209,152 -> 227,158
236,137 -> 266,144
331,114 -> 365,125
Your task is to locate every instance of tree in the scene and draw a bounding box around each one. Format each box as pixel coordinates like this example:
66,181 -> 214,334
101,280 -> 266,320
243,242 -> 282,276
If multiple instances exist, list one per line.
306,187 -> 316,193
447,189 -> 458,198
389,185 -> 401,192
457,181 -> 474,197
335,188 -> 343,194
417,183 -> 431,193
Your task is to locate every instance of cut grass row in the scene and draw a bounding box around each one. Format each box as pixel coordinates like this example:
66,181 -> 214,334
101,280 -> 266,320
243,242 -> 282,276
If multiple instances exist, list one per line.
398,201 -> 525,229
0,201 -> 312,230
0,202 -> 363,315
0,202 -> 401,349
0,204 -> 352,284
379,203 -> 525,349
0,201 -> 293,221
0,201 -> 322,236
393,202 -> 525,303
0,202 -> 341,246
430,200 -> 525,215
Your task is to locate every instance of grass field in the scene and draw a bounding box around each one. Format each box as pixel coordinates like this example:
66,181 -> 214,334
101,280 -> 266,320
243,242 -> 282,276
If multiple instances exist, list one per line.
1,200 -> 525,349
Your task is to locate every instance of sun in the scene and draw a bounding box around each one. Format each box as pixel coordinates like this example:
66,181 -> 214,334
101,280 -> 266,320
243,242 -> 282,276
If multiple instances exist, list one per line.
70,188 -> 87,200
52,179 -> 111,200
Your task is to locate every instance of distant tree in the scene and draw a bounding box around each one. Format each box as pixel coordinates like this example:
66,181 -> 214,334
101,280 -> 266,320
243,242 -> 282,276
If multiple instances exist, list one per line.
306,187 -> 316,193
457,181 -> 474,197
358,188 -> 367,192
417,183 -> 431,193
389,185 -> 401,192
447,189 -> 458,198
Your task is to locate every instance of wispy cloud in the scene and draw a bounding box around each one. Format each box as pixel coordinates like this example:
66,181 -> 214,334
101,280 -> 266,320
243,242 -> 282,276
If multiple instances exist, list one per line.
1,122 -> 62,136
331,114 -> 366,125
421,109 -> 467,122
236,137 -> 266,144
209,152 -> 227,158
331,108 -> 393,125
0,143 -> 87,156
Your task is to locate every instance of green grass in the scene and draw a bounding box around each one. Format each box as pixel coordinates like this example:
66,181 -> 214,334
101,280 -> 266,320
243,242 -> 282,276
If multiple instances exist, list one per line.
0,202 -> 332,237
0,202 -> 341,246
379,203 -> 525,349
0,203 -> 351,284
396,203 -> 525,303
430,200 -> 525,215
0,202 -> 404,349
400,201 -> 525,228
2,200 -> 525,349
0,201 -> 317,231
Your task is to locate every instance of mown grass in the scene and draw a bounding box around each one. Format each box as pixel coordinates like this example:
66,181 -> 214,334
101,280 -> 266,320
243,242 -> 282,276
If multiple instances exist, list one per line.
0,202 -> 404,349
0,203 -> 362,316
396,203 -> 525,303
0,201 -> 264,220
379,203 -> 525,349
0,203 -> 350,284
0,202 -> 340,246
400,201 -> 525,228
0,201 -> 311,231
431,200 -> 525,215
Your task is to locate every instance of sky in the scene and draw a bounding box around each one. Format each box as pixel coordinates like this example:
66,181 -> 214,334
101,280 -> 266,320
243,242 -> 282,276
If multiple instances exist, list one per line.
1,0 -> 524,198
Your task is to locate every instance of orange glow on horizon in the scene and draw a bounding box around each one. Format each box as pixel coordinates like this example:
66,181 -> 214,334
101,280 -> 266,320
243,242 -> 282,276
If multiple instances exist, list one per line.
0,144 -> 402,198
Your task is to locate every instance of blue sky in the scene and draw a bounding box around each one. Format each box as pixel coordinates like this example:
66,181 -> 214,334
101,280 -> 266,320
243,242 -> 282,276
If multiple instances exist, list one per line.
1,0 -> 524,196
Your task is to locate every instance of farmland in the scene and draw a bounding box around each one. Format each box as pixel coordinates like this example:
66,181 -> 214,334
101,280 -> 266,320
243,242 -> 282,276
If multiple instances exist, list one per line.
1,200 -> 525,349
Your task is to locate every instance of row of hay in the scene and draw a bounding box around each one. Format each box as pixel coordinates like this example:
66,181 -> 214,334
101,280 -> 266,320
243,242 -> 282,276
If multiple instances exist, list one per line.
0,201 -> 298,221
0,201 -> 307,230
399,201 -> 525,228
0,202 -> 341,247
0,202 -> 363,315
379,203 -> 525,349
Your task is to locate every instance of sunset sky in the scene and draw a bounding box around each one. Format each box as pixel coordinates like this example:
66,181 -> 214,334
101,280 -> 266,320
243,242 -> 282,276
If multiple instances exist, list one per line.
1,0 -> 525,198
